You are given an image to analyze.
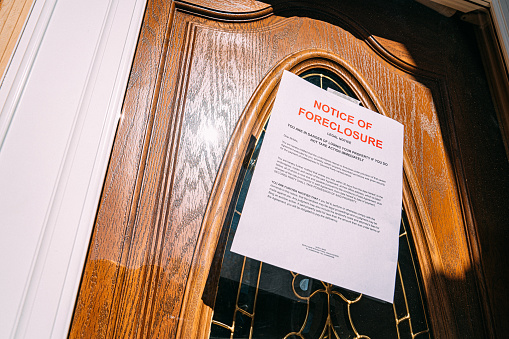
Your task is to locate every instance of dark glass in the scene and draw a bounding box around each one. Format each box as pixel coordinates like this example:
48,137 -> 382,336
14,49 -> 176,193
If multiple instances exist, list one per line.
300,69 -> 358,100
209,69 -> 432,339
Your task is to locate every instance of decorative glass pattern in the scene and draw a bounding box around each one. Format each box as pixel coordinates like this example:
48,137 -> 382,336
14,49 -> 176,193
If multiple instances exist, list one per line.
208,70 -> 432,339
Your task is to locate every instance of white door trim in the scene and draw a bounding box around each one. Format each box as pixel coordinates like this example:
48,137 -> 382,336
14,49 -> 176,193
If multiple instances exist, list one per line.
0,0 -> 147,337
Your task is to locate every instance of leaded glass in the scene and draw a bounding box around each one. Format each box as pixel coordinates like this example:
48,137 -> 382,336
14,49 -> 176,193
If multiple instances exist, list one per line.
208,69 -> 432,339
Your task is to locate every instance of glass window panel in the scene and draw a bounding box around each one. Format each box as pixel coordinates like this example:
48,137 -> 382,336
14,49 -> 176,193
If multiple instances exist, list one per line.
208,69 -> 432,339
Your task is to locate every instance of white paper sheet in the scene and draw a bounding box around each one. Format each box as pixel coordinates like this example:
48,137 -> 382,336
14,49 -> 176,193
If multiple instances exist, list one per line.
230,71 -> 404,303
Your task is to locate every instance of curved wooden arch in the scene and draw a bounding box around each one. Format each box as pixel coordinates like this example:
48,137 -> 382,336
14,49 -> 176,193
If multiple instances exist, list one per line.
70,1 -> 497,337
174,0 -> 440,78
176,1 -> 274,22
176,49 -> 450,338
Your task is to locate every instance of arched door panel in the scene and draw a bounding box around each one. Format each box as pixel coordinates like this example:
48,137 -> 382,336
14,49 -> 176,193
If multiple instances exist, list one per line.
70,1 -> 507,338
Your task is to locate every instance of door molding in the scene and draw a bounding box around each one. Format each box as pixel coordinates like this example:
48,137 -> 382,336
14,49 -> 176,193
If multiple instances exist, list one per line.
176,49 -> 461,338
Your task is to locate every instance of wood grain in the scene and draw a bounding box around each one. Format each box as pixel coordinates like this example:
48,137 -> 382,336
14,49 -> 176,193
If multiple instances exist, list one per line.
178,1 -> 273,22
70,0 -> 509,338
69,0 -> 176,337
0,0 -> 33,81
185,0 -> 269,13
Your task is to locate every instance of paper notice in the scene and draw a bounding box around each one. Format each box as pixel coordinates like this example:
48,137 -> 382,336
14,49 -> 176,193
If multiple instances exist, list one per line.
230,70 -> 404,303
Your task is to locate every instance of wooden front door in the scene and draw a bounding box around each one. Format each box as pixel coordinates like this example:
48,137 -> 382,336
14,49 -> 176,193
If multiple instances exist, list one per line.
69,0 -> 509,338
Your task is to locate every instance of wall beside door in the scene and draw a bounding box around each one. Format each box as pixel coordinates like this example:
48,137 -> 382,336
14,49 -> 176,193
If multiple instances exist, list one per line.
0,0 -> 147,338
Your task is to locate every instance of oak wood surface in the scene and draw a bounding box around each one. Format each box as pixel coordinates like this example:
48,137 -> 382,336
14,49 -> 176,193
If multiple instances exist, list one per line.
70,0 -> 509,338
0,0 -> 34,82
185,0 -> 269,13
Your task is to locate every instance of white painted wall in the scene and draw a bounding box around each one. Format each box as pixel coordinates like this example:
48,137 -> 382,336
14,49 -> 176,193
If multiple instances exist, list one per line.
0,0 -> 147,338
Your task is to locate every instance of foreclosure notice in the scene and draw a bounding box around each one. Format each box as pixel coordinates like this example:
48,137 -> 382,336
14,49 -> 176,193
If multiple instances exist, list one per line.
230,71 -> 404,303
